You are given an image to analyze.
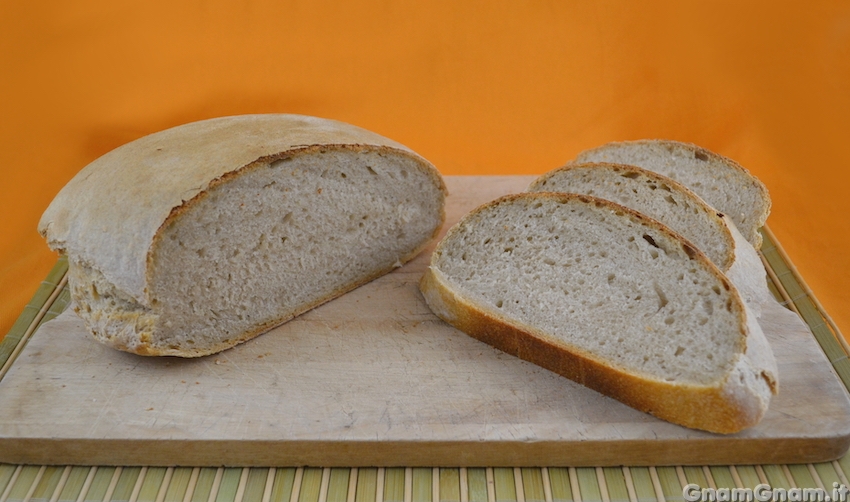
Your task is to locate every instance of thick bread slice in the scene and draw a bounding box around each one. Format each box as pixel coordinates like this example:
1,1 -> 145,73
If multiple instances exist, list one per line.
40,114 -> 447,357
420,193 -> 777,434
528,162 -> 773,318
571,140 -> 770,248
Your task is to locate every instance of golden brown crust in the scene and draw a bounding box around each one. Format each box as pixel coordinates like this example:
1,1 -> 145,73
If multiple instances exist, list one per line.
421,267 -> 761,434
420,192 -> 773,434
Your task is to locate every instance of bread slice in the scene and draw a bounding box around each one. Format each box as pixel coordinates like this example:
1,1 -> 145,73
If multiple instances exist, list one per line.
527,162 -> 773,318
571,140 -> 770,248
420,192 -> 778,433
40,114 -> 447,357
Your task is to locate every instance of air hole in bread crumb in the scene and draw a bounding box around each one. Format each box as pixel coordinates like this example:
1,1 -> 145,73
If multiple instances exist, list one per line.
665,317 -> 675,325
366,166 -> 378,175
543,258 -> 555,265
621,171 -> 640,179
495,300 -> 503,308
698,317 -> 708,326
654,283 -> 669,310
282,212 -> 293,224
642,234 -> 659,248
664,195 -> 677,205
607,273 -> 615,284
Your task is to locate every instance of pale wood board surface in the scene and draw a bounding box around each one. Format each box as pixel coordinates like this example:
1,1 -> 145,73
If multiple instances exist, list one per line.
0,176 -> 848,467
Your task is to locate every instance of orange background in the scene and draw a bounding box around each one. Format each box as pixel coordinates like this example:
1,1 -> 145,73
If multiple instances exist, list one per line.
2,2 -> 848,342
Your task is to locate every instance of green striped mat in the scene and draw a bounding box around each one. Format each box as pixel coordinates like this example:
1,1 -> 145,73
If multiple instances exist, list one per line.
2,227 -> 849,502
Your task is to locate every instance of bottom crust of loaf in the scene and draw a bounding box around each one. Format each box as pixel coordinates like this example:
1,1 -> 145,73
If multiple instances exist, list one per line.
68,240 -> 429,357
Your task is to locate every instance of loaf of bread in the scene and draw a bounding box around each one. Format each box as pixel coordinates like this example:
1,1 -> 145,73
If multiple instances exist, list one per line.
39,114 -> 447,357
527,162 -> 773,318
420,192 -> 778,433
571,140 -> 770,248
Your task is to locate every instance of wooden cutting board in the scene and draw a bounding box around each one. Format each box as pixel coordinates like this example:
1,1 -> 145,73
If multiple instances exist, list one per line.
1,176 -> 848,467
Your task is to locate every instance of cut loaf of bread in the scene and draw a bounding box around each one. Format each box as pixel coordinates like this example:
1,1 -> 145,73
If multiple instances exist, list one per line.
571,140 -> 770,248
40,114 -> 447,357
420,192 -> 778,433
528,162 -> 773,318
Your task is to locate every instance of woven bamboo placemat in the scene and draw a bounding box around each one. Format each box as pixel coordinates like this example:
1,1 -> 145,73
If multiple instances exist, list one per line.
2,227 -> 849,502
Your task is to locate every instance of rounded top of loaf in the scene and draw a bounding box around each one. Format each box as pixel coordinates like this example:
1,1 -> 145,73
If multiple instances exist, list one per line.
39,114 -> 440,304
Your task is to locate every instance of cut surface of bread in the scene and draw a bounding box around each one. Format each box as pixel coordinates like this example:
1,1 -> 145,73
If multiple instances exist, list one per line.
571,140 -> 770,248
528,162 -> 773,318
40,114 -> 447,357
420,192 -> 777,433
